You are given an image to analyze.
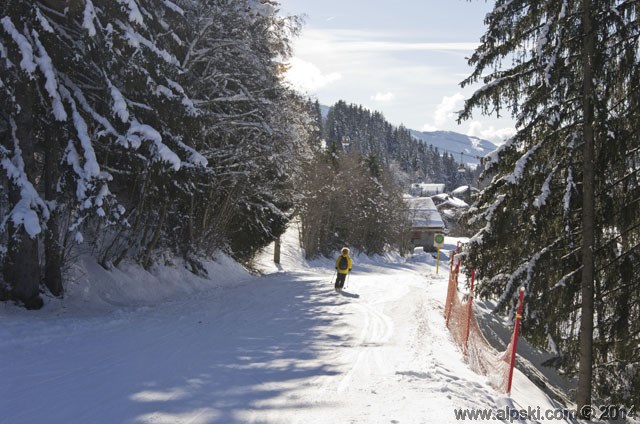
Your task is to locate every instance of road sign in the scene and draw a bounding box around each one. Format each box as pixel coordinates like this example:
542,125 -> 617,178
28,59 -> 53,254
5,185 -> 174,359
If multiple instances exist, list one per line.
434,233 -> 445,248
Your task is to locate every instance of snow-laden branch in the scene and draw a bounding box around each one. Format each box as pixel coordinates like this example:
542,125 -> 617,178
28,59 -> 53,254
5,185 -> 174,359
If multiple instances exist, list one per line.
481,135 -> 516,167
533,166 -> 558,208
122,24 -> 178,65
62,75 -> 186,172
127,121 -> 181,170
163,0 -> 184,16
193,93 -> 252,105
493,239 -> 560,309
1,119 -> 50,237
64,140 -> 91,204
553,266 -> 582,289
32,30 -> 67,121
60,76 -> 128,147
563,168 -> 575,218
0,39 -> 9,65
504,142 -> 542,184
466,193 -> 507,249
83,0 -> 98,37
165,78 -> 199,116
248,0 -> 276,17
35,8 -> 54,33
68,96 -> 100,178
172,137 -> 208,167
106,77 -> 129,123
1,16 -> 36,74
543,1 -> 568,88
117,0 -> 145,26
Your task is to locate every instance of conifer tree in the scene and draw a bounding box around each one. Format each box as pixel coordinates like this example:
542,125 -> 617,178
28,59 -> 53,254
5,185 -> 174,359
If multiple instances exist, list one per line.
460,0 -> 640,408
1,0 -> 195,305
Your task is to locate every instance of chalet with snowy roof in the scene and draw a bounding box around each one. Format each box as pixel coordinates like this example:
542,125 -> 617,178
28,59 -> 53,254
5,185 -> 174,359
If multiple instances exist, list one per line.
451,185 -> 480,204
431,192 -> 470,209
405,196 -> 445,251
409,183 -> 445,197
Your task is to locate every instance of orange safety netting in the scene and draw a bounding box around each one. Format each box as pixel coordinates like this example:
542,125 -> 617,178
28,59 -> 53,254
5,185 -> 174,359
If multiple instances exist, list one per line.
444,255 -> 515,393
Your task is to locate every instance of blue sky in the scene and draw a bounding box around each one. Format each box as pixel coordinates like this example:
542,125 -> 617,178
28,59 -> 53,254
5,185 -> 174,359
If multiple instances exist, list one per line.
277,0 -> 515,144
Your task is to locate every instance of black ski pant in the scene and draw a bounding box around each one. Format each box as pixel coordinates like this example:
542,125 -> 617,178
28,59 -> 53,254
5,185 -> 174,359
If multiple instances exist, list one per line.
335,272 -> 347,290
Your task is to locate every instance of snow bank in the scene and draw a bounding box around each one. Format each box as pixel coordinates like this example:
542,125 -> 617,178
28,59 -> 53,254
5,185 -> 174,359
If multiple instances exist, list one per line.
33,253 -> 255,314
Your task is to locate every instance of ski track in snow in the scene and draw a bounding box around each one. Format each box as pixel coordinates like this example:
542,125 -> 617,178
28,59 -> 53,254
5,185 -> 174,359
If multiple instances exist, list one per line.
1,247 -> 568,424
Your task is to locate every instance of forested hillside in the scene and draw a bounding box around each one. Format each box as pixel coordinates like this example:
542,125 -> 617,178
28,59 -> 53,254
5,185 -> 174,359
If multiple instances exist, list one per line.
321,100 -> 475,190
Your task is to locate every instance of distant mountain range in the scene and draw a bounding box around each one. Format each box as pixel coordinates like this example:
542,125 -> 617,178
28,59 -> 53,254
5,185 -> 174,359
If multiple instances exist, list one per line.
318,103 -> 498,167
409,130 -> 498,167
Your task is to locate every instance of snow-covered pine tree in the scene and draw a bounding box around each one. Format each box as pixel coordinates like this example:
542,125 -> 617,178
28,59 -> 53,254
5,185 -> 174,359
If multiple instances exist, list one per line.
459,0 -> 640,408
353,153 -> 406,255
1,0 -> 207,305
0,1 -> 45,308
83,0 -> 207,270
175,0 -> 306,262
297,142 -> 407,259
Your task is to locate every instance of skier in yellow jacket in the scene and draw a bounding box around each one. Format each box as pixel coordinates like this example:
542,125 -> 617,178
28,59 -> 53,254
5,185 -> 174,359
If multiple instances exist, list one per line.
334,247 -> 352,291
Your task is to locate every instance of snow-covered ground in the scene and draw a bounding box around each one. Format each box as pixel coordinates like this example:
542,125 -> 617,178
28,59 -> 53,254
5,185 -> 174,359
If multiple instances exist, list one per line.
1,226 -> 575,423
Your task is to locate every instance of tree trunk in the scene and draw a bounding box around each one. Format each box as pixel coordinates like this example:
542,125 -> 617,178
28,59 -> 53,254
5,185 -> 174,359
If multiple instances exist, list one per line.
43,124 -> 64,296
44,213 -> 63,296
577,0 -> 595,416
112,174 -> 149,268
3,79 -> 42,309
3,226 -> 41,309
274,237 -> 281,264
184,193 -> 195,258
141,204 -> 167,270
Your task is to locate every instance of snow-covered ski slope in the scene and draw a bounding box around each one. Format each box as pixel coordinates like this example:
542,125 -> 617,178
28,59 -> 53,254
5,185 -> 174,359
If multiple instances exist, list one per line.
1,226 -> 571,424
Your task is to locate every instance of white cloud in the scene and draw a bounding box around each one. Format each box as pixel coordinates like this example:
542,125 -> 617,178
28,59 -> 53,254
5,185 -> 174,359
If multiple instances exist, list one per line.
295,28 -> 479,54
299,29 -> 479,52
434,93 -> 465,127
421,123 -> 438,132
467,121 -> 517,145
371,92 -> 395,102
283,57 -> 342,92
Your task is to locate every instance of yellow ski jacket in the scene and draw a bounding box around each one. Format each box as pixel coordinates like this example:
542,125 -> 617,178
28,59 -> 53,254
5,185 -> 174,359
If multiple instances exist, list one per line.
335,254 -> 352,275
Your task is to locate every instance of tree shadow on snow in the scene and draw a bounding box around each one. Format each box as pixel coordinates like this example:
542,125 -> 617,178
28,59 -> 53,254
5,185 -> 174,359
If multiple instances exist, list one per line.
123,272 -> 354,423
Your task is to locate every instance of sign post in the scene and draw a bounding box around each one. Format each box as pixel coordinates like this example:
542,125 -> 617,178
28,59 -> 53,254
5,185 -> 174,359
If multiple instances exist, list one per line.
434,233 -> 445,274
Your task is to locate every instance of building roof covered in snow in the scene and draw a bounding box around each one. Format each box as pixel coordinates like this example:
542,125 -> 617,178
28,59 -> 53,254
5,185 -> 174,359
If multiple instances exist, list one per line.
442,197 -> 469,209
409,183 -> 445,197
406,196 -> 445,229
432,193 -> 469,209
452,185 -> 480,195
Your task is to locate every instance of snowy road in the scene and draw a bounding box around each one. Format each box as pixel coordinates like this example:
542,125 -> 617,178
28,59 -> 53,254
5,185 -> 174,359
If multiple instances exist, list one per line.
1,248 -> 565,424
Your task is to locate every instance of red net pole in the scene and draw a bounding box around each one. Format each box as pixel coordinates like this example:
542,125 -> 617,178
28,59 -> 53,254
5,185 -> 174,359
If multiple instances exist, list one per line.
506,287 -> 525,395
463,268 -> 476,355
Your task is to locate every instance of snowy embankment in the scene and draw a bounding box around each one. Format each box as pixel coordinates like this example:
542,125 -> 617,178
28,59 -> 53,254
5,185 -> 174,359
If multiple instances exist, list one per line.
1,226 -> 571,424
